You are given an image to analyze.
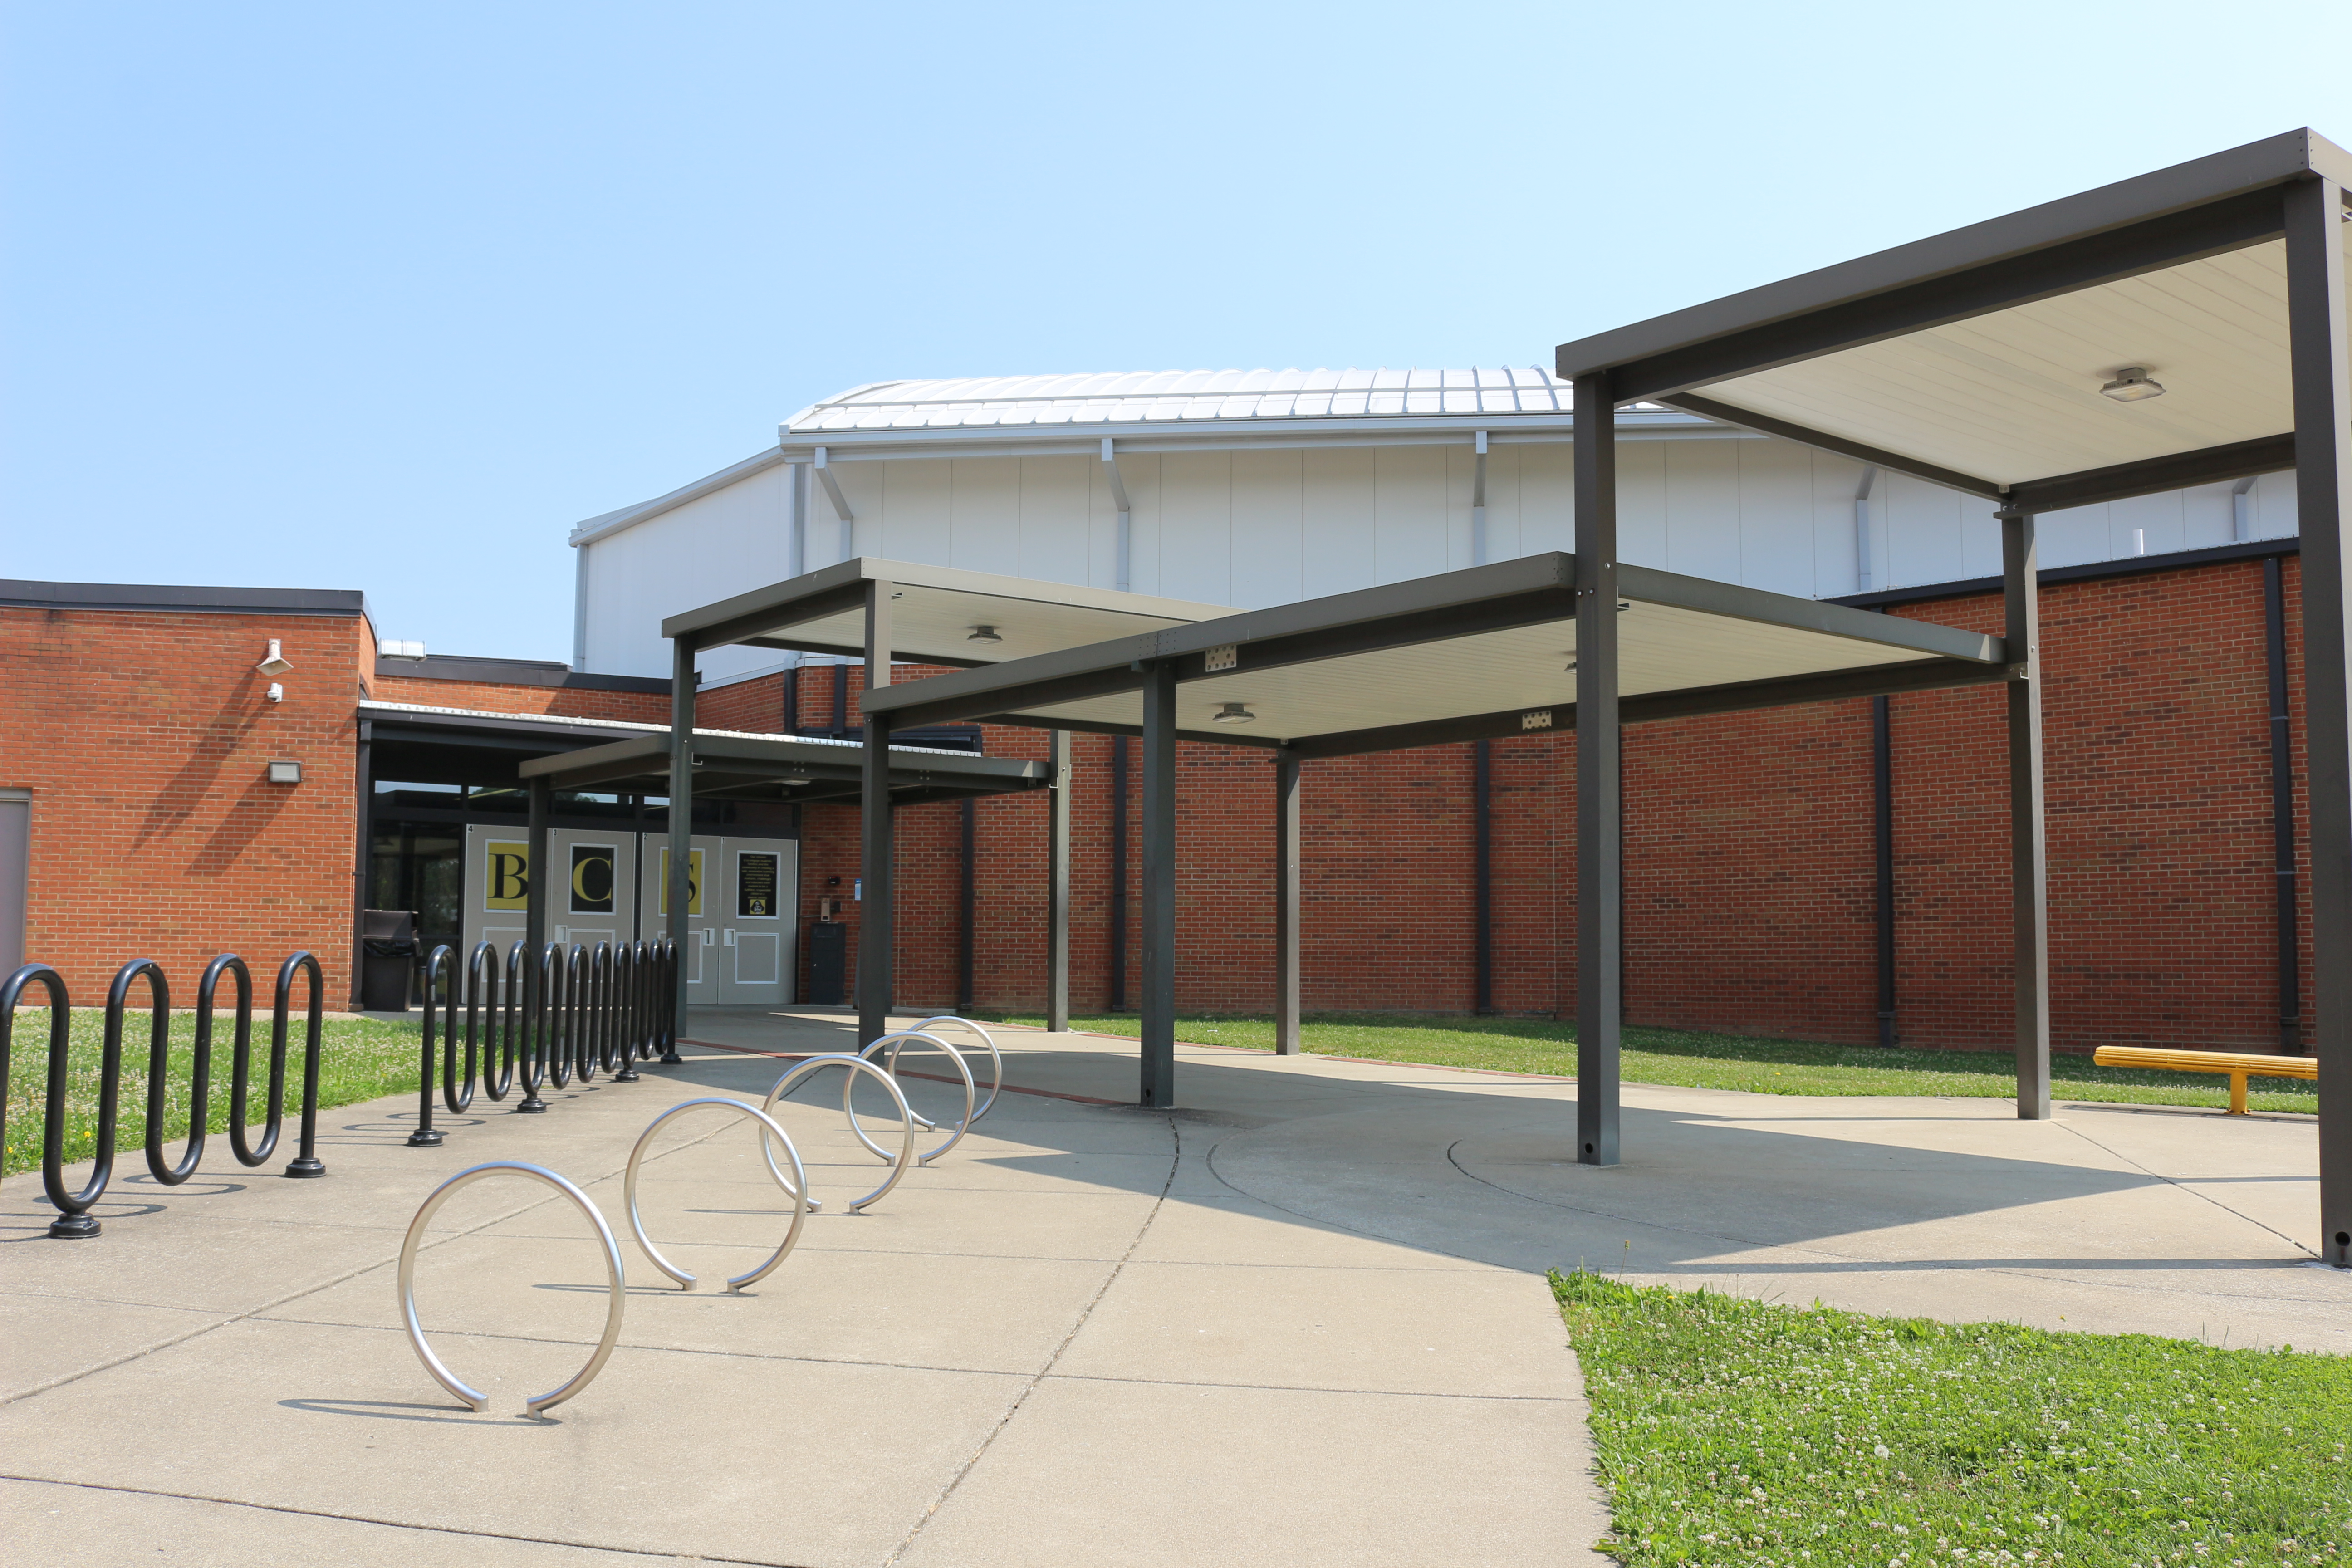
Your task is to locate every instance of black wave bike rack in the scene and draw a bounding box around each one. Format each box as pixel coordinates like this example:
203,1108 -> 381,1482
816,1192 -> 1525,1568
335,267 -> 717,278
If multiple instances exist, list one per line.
408,938 -> 678,1147
0,951 -> 328,1240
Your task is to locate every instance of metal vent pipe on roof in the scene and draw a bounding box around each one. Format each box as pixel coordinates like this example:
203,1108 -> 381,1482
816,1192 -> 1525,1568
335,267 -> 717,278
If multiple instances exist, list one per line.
1855,467 -> 1879,593
1102,439 -> 1134,592
814,447 -> 855,561
1471,431 -> 1489,565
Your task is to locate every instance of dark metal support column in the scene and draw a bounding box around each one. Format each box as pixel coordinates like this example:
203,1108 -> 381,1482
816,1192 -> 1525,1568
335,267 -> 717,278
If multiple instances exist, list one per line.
858,582 -> 895,1047
1139,662 -> 1178,1107
956,797 -> 976,1012
1474,739 -> 1494,1014
1109,735 -> 1129,1011
526,774 -> 550,980
1872,696 -> 1897,1049
1046,730 -> 1071,1032
1572,372 -> 1621,1166
2283,175 -> 2352,1267
831,657 -> 848,735
665,638 -> 695,1055
2001,509 -> 2051,1119
352,719 -> 372,1010
1274,747 -> 1301,1054
2264,556 -> 2303,1052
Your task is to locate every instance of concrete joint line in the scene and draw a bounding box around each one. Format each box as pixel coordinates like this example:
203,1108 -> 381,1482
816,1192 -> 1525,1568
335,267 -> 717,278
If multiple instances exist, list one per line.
882,1113 -> 1183,1567
250,1313 -> 1038,1383
1445,1133 -> 2329,1303
2052,1118 -> 2319,1261
1202,1133 -> 1490,1269
0,1108 -> 748,1411
0,1474 -> 808,1568
1038,1370 -> 1581,1403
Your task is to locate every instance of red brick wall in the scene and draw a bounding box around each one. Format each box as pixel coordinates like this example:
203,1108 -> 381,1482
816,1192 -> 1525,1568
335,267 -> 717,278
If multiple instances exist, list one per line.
371,673 -> 670,724
1876,559 -> 2295,1052
0,607 -> 370,1005
699,672 -> 789,734
802,556 -> 2312,1057
13,555 -> 2302,1054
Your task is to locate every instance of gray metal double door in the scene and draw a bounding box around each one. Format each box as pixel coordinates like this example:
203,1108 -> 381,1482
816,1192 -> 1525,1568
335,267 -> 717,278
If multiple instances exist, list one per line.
461,828 -> 796,1006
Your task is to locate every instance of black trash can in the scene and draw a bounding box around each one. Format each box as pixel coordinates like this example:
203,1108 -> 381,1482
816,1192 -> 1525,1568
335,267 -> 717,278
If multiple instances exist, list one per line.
807,921 -> 847,1005
360,909 -> 416,1012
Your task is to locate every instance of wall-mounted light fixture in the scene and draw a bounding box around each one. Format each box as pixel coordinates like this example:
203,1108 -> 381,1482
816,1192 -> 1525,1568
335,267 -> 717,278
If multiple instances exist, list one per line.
266,682 -> 285,703
2100,366 -> 2166,402
1211,701 -> 1256,725
256,638 -> 294,676
267,760 -> 303,785
967,624 -> 1003,644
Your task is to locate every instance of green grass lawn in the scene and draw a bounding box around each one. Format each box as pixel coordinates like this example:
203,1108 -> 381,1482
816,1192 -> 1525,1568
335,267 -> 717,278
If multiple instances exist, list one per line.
966,1009 -> 2320,1116
1554,1270 -> 2349,1567
4,1009 -> 426,1178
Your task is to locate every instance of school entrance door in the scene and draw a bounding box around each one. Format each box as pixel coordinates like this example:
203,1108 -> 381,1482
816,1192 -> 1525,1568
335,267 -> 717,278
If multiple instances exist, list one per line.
460,830 -> 797,1006
461,826 -> 640,962
642,837 -> 799,1007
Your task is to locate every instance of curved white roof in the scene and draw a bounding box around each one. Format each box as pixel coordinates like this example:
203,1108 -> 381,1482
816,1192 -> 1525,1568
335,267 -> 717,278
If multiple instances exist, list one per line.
786,367 -> 1574,432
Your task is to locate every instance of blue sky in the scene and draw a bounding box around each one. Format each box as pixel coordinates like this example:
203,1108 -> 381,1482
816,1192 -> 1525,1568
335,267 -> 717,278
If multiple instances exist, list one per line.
7,2 -> 2352,660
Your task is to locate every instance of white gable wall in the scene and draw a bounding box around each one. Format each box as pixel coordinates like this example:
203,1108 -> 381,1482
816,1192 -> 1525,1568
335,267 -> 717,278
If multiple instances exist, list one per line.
577,431 -> 2298,680
579,460 -> 789,681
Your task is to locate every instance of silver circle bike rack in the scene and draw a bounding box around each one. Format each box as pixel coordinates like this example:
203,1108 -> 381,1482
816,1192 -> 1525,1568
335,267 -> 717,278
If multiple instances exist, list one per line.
397,1161 -> 625,1415
625,1098 -> 809,1292
908,1015 -> 1004,1125
851,1029 -> 975,1164
761,1054 -> 920,1213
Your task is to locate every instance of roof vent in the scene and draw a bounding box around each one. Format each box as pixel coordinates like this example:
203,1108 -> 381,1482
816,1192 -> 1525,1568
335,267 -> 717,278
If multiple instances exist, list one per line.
2099,367 -> 2165,403
378,638 -> 426,660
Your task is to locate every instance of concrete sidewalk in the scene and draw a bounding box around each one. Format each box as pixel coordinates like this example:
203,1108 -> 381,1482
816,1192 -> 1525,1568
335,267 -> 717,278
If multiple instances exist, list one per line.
0,1015 -> 1614,1567
3,1011 -> 2342,1565
696,1012 -> 2343,1349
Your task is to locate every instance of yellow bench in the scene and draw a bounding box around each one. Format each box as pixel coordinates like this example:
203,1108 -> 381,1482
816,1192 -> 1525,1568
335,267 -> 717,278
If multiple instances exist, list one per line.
2090,1045 -> 2318,1114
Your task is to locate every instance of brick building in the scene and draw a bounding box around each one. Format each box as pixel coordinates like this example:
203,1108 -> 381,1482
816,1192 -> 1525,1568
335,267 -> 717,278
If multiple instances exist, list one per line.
0,370 -> 2316,1054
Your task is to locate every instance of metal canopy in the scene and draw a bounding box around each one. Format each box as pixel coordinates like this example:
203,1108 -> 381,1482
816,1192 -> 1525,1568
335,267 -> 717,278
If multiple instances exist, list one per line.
516,729 -> 1047,806
662,556 -> 1234,668
858,552 -> 2005,755
658,558 -> 1224,1049
1556,128 -> 2352,514
857,547 -> 2007,1128
1561,126 -> 2349,1267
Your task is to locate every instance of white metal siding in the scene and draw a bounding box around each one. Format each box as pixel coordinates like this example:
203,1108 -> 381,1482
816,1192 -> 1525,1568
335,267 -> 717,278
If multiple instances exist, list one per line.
581,461 -> 789,680
578,433 -> 2303,678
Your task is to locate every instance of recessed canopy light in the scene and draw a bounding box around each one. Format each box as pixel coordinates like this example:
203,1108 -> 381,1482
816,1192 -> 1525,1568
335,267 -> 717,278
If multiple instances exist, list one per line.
2100,367 -> 2166,402
967,624 -> 1003,643
1211,701 -> 1256,725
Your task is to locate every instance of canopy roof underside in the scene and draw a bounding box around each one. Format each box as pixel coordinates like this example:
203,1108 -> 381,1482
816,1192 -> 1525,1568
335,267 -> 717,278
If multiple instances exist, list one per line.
860,554 -> 2004,756
666,557 -> 1233,667
1695,234 -> 2351,487
1555,128 -> 2352,507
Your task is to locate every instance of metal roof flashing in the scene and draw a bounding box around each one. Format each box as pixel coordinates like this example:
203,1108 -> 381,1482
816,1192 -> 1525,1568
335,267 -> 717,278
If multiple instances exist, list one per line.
1554,129 -> 2352,386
